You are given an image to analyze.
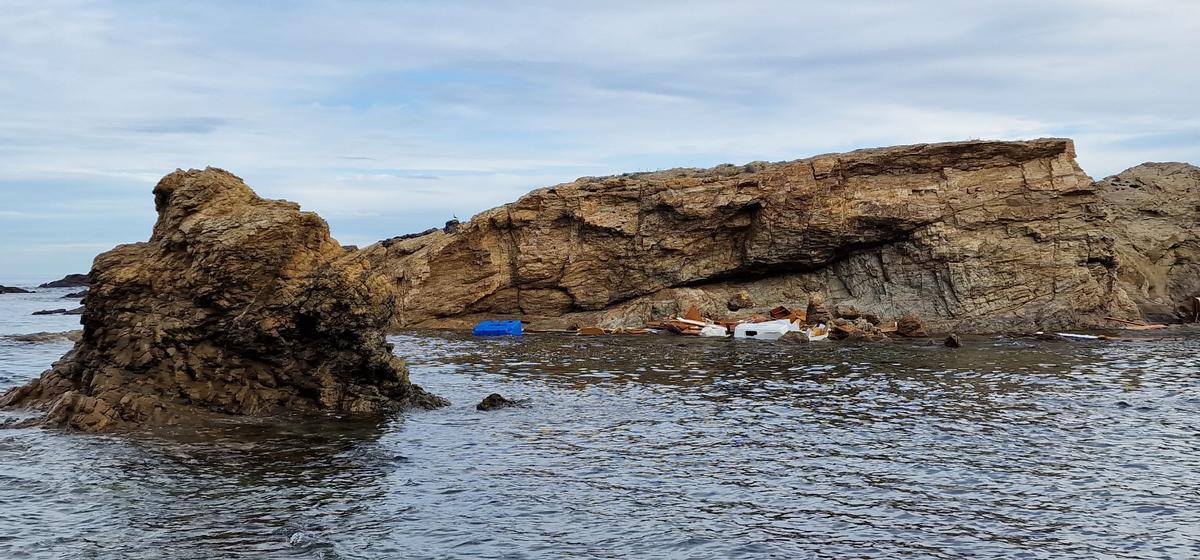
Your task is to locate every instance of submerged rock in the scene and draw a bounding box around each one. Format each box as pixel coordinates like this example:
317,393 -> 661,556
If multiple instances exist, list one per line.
1,167 -> 446,432
38,274 -> 89,288
0,285 -> 32,294
476,393 -> 519,411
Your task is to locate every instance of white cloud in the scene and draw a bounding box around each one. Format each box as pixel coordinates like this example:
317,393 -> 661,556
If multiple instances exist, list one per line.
1,0 -> 1198,274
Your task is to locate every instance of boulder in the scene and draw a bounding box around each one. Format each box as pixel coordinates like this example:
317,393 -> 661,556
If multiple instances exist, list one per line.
726,291 -> 754,311
944,334 -> 963,348
1,167 -> 446,432
896,313 -> 929,338
0,285 -> 32,294
779,332 -> 809,344
38,274 -> 89,288
63,289 -> 88,299
829,318 -> 863,340
476,393 -> 520,411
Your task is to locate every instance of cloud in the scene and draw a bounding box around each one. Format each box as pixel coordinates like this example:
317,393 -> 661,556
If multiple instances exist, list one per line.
1,0 -> 1198,274
110,117 -> 228,134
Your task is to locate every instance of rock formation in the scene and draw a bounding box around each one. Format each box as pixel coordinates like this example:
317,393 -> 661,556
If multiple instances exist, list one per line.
1095,163 -> 1199,322
38,273 -> 89,288
476,393 -> 522,411
1,168 -> 445,432
364,138 -> 1197,332
30,307 -> 83,316
4,331 -> 83,344
0,285 -> 32,294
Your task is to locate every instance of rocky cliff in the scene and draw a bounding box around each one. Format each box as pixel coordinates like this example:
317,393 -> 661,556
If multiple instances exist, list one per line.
2,168 -> 445,431
364,138 -> 1198,332
1097,163 -> 1200,322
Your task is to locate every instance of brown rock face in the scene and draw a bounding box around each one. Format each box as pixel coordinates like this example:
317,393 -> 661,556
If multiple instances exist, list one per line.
367,138 -> 1198,332
1096,163 -> 1200,322
1,168 -> 445,432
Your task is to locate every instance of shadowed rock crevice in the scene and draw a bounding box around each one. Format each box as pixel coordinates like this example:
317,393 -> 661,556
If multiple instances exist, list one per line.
1,168 -> 446,432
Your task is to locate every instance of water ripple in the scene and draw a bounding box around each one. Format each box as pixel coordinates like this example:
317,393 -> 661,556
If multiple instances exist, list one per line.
0,311 -> 1198,558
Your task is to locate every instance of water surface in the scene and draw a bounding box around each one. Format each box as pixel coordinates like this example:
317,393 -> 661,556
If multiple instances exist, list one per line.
1,288 -> 1198,558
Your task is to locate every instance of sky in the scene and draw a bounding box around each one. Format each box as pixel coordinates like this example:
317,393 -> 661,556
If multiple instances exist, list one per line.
2,0 -> 1199,278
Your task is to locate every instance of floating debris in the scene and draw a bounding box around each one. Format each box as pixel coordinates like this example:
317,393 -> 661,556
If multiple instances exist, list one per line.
472,320 -> 524,336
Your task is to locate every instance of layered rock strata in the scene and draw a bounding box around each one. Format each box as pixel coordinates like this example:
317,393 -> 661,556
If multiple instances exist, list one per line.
367,138 -> 1197,332
2,168 -> 445,431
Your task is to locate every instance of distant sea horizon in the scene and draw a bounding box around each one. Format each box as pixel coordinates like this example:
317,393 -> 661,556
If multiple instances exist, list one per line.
0,273 -> 80,287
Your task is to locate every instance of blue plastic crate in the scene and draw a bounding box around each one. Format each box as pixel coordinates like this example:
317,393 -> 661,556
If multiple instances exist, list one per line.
471,320 -> 524,336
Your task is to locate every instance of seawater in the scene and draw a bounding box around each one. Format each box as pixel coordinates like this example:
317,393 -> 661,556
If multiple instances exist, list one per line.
1,286 -> 1198,559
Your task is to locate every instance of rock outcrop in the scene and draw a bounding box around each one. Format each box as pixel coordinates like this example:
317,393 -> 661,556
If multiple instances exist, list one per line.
0,286 -> 32,294
476,393 -> 522,411
1095,163 -> 1200,322
1,168 -> 445,432
38,274 -> 89,288
30,307 -> 83,316
4,331 -> 83,344
365,138 -> 1197,332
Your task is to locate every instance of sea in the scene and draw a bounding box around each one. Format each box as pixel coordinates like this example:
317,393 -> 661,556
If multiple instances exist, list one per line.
1,275 -> 1198,559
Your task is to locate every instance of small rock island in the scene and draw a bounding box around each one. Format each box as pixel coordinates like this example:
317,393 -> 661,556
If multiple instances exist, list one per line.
1,168 -> 446,431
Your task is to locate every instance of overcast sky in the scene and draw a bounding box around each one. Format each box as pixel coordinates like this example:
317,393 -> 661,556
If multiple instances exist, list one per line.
2,0 -> 1198,277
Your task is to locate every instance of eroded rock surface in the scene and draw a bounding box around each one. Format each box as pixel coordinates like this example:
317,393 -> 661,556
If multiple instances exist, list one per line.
2,168 -> 445,431
366,138 -> 1196,332
1096,163 -> 1200,322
